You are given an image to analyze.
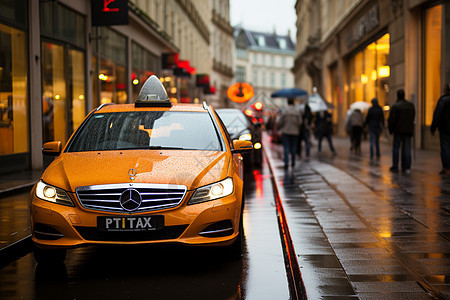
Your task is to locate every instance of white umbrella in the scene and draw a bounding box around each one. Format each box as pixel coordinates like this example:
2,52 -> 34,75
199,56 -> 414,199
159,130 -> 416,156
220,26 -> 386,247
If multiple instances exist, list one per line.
308,94 -> 334,112
350,101 -> 371,112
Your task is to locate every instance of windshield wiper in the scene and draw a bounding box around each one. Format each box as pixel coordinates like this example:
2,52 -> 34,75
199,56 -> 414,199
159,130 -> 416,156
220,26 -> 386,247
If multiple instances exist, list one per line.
116,146 -> 187,150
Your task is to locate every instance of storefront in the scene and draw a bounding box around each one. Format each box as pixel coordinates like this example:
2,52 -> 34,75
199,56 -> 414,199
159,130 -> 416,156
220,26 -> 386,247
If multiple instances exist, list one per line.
40,1 -> 86,144
0,0 -> 29,173
0,0 -> 179,175
421,2 -> 449,150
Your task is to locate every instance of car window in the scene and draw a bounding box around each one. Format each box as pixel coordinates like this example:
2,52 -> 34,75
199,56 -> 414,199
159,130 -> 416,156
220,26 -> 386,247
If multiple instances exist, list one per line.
67,111 -> 222,152
216,111 -> 250,130
214,112 -> 233,150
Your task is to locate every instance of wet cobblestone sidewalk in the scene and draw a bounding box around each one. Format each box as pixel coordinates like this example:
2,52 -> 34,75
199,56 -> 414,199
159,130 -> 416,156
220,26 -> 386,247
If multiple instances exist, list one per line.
265,133 -> 450,299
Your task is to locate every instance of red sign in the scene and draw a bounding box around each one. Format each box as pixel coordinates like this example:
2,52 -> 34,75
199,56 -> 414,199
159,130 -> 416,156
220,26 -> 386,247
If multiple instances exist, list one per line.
91,0 -> 128,26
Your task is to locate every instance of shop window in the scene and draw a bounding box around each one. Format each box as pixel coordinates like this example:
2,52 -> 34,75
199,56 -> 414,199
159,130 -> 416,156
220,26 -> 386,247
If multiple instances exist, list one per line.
42,42 -> 86,144
42,42 -> 67,143
347,33 -> 390,107
0,24 -> 28,155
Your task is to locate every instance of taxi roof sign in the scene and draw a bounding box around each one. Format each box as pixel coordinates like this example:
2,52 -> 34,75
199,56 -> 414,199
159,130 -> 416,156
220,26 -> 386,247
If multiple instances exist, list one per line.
135,75 -> 172,107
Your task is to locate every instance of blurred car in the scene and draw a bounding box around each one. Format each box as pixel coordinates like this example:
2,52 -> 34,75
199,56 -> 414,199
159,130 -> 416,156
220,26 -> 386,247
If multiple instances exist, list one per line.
30,76 -> 252,263
216,108 -> 262,166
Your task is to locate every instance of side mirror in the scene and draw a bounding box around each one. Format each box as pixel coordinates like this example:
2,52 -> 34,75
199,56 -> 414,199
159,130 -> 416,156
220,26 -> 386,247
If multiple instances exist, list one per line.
232,140 -> 253,153
42,141 -> 62,156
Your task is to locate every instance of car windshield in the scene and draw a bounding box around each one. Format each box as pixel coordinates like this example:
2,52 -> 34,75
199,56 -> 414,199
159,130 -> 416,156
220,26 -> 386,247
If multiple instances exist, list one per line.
67,111 -> 222,152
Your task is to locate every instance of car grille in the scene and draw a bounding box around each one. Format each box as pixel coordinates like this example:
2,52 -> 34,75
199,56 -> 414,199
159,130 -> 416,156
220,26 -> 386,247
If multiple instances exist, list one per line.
74,225 -> 188,242
76,183 -> 187,213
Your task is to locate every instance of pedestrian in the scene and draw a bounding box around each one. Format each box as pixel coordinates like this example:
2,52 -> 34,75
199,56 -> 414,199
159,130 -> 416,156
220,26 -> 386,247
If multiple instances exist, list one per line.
315,110 -> 336,155
387,89 -> 415,173
348,108 -> 364,155
277,98 -> 303,168
344,109 -> 353,151
430,83 -> 450,175
365,98 -> 385,159
299,103 -> 313,158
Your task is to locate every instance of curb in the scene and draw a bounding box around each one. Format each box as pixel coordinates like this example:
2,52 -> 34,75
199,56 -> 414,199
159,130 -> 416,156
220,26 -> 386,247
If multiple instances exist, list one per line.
263,148 -> 307,300
0,235 -> 32,268
0,183 -> 36,199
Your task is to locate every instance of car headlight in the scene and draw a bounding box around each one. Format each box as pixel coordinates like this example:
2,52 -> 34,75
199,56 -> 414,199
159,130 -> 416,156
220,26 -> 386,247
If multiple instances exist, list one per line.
36,181 -> 74,207
188,178 -> 234,205
239,133 -> 252,141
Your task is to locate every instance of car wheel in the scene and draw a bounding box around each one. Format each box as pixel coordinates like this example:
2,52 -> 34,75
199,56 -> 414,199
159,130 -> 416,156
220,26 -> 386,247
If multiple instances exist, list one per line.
33,243 -> 67,264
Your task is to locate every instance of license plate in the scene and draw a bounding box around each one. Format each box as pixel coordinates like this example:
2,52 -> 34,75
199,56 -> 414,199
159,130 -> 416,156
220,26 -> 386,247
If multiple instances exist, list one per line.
97,215 -> 164,232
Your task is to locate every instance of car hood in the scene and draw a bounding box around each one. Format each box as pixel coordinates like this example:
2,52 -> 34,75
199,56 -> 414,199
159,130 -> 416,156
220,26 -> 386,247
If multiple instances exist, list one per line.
41,150 -> 230,192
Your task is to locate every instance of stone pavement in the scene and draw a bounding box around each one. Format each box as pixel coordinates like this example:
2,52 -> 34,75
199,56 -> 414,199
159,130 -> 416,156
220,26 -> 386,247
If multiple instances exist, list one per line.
264,132 -> 450,299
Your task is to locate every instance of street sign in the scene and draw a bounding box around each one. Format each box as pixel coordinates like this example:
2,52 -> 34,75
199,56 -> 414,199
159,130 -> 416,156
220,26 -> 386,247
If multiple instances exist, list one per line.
227,83 -> 254,103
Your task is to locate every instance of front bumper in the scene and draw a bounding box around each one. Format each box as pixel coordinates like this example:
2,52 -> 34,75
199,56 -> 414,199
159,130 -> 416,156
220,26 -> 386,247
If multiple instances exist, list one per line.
30,188 -> 243,249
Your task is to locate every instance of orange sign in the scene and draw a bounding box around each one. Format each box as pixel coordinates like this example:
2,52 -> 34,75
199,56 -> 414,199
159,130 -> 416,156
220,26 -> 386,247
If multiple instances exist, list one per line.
227,83 -> 254,103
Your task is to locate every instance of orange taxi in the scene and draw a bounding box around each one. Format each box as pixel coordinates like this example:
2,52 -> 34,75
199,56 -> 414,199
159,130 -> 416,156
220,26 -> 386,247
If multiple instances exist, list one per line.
30,75 -> 252,263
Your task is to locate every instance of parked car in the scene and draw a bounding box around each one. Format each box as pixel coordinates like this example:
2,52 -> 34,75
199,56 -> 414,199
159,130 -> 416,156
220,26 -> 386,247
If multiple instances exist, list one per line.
216,108 -> 262,166
30,76 -> 252,263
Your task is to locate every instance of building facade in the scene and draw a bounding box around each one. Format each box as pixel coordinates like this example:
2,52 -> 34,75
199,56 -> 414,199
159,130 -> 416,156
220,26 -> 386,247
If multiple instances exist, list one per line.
210,0 -> 234,107
234,27 -> 296,109
0,0 -> 234,175
293,0 -> 449,150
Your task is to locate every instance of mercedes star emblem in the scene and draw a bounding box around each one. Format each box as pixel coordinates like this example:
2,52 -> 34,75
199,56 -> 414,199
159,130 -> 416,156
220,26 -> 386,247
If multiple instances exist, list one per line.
119,188 -> 142,211
128,168 -> 137,180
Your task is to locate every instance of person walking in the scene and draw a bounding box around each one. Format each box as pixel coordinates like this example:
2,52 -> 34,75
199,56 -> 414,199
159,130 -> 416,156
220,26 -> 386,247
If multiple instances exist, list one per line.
277,98 -> 303,168
365,98 -> 385,159
315,110 -> 336,155
388,89 -> 415,173
299,103 -> 313,158
431,83 -> 450,175
348,108 -> 364,155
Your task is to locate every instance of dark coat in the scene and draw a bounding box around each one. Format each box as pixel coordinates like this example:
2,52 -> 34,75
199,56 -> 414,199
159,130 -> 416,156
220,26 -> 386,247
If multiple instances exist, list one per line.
388,98 -> 415,136
314,111 -> 333,136
431,94 -> 450,134
365,104 -> 385,134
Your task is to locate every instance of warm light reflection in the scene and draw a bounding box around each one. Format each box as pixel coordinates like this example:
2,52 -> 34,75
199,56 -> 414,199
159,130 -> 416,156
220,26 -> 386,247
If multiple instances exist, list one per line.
379,232 -> 392,238
170,87 -> 177,94
383,105 -> 390,111
78,95 -> 84,100
253,169 -> 264,200
132,78 -> 139,85
54,94 -> 61,100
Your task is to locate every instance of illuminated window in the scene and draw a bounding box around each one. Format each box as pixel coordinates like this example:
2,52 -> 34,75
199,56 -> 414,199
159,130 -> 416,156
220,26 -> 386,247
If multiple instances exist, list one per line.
0,24 -> 28,155
347,33 -> 390,107
424,5 -> 442,127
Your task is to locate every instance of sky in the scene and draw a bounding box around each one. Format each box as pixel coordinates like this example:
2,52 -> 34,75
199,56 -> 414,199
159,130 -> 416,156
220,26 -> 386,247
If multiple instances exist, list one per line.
229,0 -> 297,41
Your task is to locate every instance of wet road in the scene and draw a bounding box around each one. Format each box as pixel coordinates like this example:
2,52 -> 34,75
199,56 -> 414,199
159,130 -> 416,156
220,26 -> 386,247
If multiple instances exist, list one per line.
0,161 -> 290,300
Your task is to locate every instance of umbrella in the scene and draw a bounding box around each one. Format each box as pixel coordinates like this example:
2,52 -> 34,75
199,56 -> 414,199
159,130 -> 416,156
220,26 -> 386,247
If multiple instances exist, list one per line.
271,88 -> 308,98
350,101 -> 371,112
308,93 -> 334,112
